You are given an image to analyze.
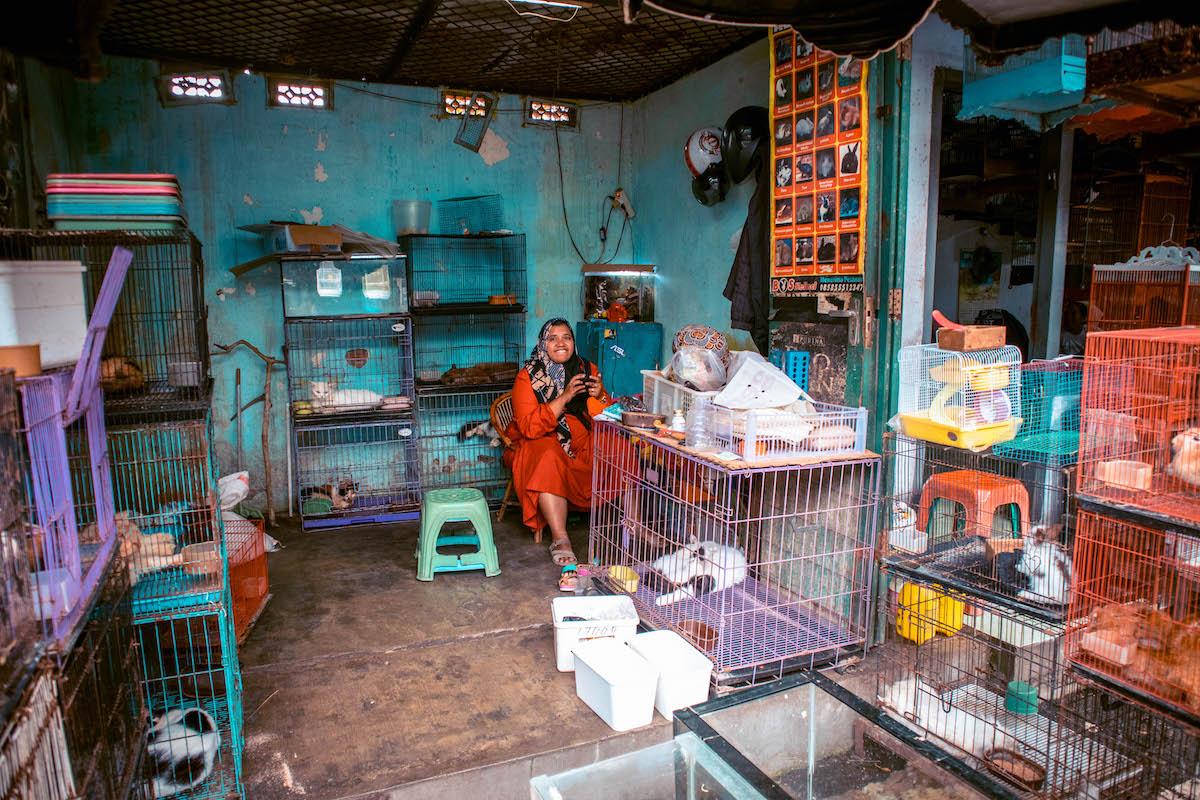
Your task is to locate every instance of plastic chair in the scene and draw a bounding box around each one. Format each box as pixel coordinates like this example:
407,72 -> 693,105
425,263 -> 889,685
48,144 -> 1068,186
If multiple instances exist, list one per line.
917,470 -> 1030,542
489,392 -> 525,533
417,488 -> 501,581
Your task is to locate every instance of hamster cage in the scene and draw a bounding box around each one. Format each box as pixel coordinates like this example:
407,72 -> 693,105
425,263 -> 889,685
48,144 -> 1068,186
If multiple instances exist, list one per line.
589,419 -> 879,688
896,344 -> 1023,452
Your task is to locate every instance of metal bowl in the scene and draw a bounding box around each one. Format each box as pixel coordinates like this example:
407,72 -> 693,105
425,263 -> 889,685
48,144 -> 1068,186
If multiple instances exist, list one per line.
621,410 -> 665,430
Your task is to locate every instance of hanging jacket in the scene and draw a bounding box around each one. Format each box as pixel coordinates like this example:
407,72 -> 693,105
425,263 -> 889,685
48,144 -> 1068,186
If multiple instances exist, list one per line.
723,151 -> 771,354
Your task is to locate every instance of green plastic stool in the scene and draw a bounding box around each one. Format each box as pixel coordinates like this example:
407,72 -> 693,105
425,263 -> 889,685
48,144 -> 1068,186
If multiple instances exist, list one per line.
417,488 -> 501,581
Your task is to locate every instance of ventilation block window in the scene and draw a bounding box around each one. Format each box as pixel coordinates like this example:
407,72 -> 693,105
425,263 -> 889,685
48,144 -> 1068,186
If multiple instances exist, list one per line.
157,70 -> 234,106
268,76 -> 333,110
442,91 -> 489,117
524,98 -> 578,128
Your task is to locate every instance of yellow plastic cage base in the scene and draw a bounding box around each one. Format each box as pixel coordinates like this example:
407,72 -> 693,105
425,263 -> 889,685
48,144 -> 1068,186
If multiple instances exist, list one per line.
898,413 -> 1021,452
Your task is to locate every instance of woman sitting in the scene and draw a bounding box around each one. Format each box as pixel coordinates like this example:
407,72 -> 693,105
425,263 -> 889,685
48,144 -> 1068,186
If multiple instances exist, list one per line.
507,318 -> 609,568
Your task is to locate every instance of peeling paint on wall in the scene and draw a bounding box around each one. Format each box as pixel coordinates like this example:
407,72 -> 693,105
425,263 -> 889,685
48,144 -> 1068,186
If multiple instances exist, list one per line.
216,287 -> 238,301
243,194 -> 254,206
282,124 -> 289,135
316,132 -> 327,151
299,206 -> 324,224
477,129 -> 510,166
314,162 -> 328,183
245,282 -> 257,297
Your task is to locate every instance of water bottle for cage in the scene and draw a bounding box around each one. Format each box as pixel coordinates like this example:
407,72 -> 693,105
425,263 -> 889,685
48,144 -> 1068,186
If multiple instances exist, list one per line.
686,399 -> 715,450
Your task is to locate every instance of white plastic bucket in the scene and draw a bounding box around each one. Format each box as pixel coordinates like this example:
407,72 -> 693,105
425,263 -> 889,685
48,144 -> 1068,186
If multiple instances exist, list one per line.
573,638 -> 659,732
628,630 -> 713,718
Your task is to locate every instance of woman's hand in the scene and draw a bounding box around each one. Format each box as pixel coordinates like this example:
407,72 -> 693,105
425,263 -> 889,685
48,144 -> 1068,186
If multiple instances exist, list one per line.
548,374 -> 589,418
586,375 -> 604,399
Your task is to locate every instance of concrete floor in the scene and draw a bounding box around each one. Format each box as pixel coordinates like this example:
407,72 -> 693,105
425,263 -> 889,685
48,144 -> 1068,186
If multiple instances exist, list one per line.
238,513 -> 671,800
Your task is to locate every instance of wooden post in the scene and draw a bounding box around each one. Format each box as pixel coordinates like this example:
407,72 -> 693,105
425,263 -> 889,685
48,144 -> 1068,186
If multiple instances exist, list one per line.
213,340 -> 285,527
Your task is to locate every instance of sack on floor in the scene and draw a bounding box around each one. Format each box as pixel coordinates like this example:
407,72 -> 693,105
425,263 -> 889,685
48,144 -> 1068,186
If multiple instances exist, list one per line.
218,471 -> 250,510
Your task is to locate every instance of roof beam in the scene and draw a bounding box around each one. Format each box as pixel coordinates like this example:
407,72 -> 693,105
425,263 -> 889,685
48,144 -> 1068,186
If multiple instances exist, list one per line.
380,0 -> 441,83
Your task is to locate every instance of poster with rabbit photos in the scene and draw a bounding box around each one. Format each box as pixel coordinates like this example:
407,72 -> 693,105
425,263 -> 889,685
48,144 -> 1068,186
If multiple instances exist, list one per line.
770,30 -> 868,293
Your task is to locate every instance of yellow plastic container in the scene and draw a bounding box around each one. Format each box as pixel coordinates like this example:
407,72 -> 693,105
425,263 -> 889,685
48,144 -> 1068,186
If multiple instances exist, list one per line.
897,412 -> 1021,452
963,363 -> 1011,392
897,582 -> 964,644
608,566 -> 639,593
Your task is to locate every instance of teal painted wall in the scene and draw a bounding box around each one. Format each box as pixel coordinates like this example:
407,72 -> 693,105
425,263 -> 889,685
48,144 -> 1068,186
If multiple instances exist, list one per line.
629,42 -> 768,357
25,56 -> 633,510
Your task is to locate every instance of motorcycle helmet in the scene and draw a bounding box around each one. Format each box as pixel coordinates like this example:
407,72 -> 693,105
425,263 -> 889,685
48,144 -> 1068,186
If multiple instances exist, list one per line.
722,106 -> 769,184
684,126 -> 724,178
691,162 -> 729,206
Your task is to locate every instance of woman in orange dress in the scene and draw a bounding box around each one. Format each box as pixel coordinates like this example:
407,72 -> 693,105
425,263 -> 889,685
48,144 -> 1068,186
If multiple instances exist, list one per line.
508,318 -> 609,568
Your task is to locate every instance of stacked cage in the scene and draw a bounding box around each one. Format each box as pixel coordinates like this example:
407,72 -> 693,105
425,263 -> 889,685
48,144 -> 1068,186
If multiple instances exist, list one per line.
402,230 -> 527,502
281,256 -> 419,530
0,230 -> 211,424
1089,248 -> 1200,333
589,419 -> 879,689
0,369 -> 37,705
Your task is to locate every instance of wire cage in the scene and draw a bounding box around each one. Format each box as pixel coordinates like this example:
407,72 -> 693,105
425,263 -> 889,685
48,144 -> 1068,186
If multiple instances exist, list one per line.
992,358 -> 1083,468
107,420 -> 225,620
877,572 -> 1147,800
1088,248 -> 1200,333
412,313 -> 524,389
435,194 -> 503,236
280,256 -> 409,318
19,372 -> 117,647
1076,326 -> 1200,528
133,606 -> 243,800
0,661 -> 73,799
882,434 -> 1075,620
589,419 -> 879,688
0,370 -> 37,702
1067,507 -> 1200,722
401,234 -> 527,310
0,230 -> 210,423
896,344 -> 1024,452
225,516 -> 268,644
56,551 -> 148,800
284,315 -> 415,422
417,388 -> 508,504
293,418 -> 421,530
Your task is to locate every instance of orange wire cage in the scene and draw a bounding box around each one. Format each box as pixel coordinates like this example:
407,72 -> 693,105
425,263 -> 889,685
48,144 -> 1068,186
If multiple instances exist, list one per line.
225,516 -> 269,643
1077,326 -> 1200,528
1067,508 -> 1200,722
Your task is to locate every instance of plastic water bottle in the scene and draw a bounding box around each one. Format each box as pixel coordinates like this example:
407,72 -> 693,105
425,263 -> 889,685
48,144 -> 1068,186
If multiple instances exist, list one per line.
686,400 -> 715,451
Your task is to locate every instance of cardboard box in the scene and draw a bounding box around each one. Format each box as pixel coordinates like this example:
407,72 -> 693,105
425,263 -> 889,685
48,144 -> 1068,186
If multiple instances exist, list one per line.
240,223 -> 342,255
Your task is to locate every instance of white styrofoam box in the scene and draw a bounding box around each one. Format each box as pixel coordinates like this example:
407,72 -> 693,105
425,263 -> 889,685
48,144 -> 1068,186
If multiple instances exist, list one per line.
552,595 -> 639,672
628,630 -> 713,719
0,261 -> 87,368
573,638 -> 659,732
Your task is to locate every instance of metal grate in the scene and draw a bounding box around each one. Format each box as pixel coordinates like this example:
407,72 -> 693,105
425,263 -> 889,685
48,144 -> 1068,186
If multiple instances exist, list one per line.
95,0 -> 762,101
0,230 -> 210,424
434,195 -> 504,237
157,70 -> 235,106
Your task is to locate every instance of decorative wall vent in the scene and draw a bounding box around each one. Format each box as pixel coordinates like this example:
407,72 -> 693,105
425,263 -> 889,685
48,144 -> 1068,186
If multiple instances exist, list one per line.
268,76 -> 333,110
524,98 -> 579,128
157,70 -> 235,106
442,91 -> 489,117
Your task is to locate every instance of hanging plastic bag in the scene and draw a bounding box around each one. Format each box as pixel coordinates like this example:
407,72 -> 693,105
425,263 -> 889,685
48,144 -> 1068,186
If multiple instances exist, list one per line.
667,346 -> 727,392
714,357 -> 809,410
217,471 -> 250,510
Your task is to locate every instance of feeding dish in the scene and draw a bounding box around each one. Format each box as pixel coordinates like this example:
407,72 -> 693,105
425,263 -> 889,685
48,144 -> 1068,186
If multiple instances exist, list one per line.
677,619 -> 718,651
621,410 -> 665,430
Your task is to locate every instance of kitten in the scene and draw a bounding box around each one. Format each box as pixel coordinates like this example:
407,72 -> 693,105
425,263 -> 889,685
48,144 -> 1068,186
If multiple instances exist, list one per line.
147,708 -> 221,797
1168,427 -> 1200,488
300,479 -> 358,510
1016,525 -> 1072,605
648,540 -> 748,607
309,381 -> 382,412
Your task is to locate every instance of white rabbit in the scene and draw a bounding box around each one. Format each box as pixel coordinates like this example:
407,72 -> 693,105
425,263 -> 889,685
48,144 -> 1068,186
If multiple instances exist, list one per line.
880,678 -> 1021,759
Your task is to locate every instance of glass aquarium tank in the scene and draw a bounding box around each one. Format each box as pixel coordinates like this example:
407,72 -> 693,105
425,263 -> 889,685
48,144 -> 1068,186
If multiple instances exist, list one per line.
282,256 -> 408,317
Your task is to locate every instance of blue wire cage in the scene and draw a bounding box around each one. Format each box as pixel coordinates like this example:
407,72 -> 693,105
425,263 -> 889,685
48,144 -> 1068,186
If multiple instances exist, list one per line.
417,387 -> 509,505
993,358 -> 1083,468
134,603 -> 243,800
402,234 -> 527,310
293,418 -> 421,530
284,315 -> 415,423
435,194 -> 503,236
413,313 -> 524,389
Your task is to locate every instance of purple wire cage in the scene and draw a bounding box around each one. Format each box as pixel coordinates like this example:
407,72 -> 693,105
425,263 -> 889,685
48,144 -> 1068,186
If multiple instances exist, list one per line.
19,247 -> 131,647
589,419 -> 880,689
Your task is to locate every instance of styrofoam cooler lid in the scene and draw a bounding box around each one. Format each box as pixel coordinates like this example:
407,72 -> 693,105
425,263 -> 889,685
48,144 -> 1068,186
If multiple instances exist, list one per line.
573,639 -> 656,686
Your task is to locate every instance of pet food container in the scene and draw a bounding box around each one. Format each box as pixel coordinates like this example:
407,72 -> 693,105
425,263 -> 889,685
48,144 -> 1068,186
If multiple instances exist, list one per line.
628,631 -> 713,719
392,200 -> 431,237
552,595 -> 638,672
0,260 -> 87,368
1005,680 -> 1038,715
607,565 -> 639,593
572,638 -> 659,731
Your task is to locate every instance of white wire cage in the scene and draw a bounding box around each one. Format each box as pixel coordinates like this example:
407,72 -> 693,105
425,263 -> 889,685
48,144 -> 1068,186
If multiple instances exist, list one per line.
896,344 -> 1023,452
589,419 -> 879,689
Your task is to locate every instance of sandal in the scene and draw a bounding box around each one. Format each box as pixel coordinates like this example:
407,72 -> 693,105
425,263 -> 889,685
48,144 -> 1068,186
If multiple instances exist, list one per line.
550,538 -> 577,567
558,565 -> 578,592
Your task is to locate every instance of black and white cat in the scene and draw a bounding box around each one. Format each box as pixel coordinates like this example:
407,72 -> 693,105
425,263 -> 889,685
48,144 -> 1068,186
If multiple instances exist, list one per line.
649,540 -> 748,607
1016,526 -> 1072,605
148,708 -> 221,797
457,419 -> 501,447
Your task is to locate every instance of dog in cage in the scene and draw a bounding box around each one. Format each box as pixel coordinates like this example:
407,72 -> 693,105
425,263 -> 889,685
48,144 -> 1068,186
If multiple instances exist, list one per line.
147,707 -> 221,797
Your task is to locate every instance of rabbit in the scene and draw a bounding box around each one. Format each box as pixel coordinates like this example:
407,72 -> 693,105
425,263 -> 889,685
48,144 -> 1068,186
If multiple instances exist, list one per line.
1167,427 -> 1200,488
648,539 -> 747,607
840,142 -> 859,175
1016,525 -> 1071,605
309,381 -> 382,412
147,708 -> 221,797
880,678 -> 1021,759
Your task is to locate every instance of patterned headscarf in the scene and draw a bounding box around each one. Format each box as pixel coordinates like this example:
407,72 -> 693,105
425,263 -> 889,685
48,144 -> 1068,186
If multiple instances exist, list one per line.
524,319 -> 591,457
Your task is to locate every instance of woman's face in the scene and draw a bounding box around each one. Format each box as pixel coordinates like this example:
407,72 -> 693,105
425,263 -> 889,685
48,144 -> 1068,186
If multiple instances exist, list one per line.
543,324 -> 575,364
